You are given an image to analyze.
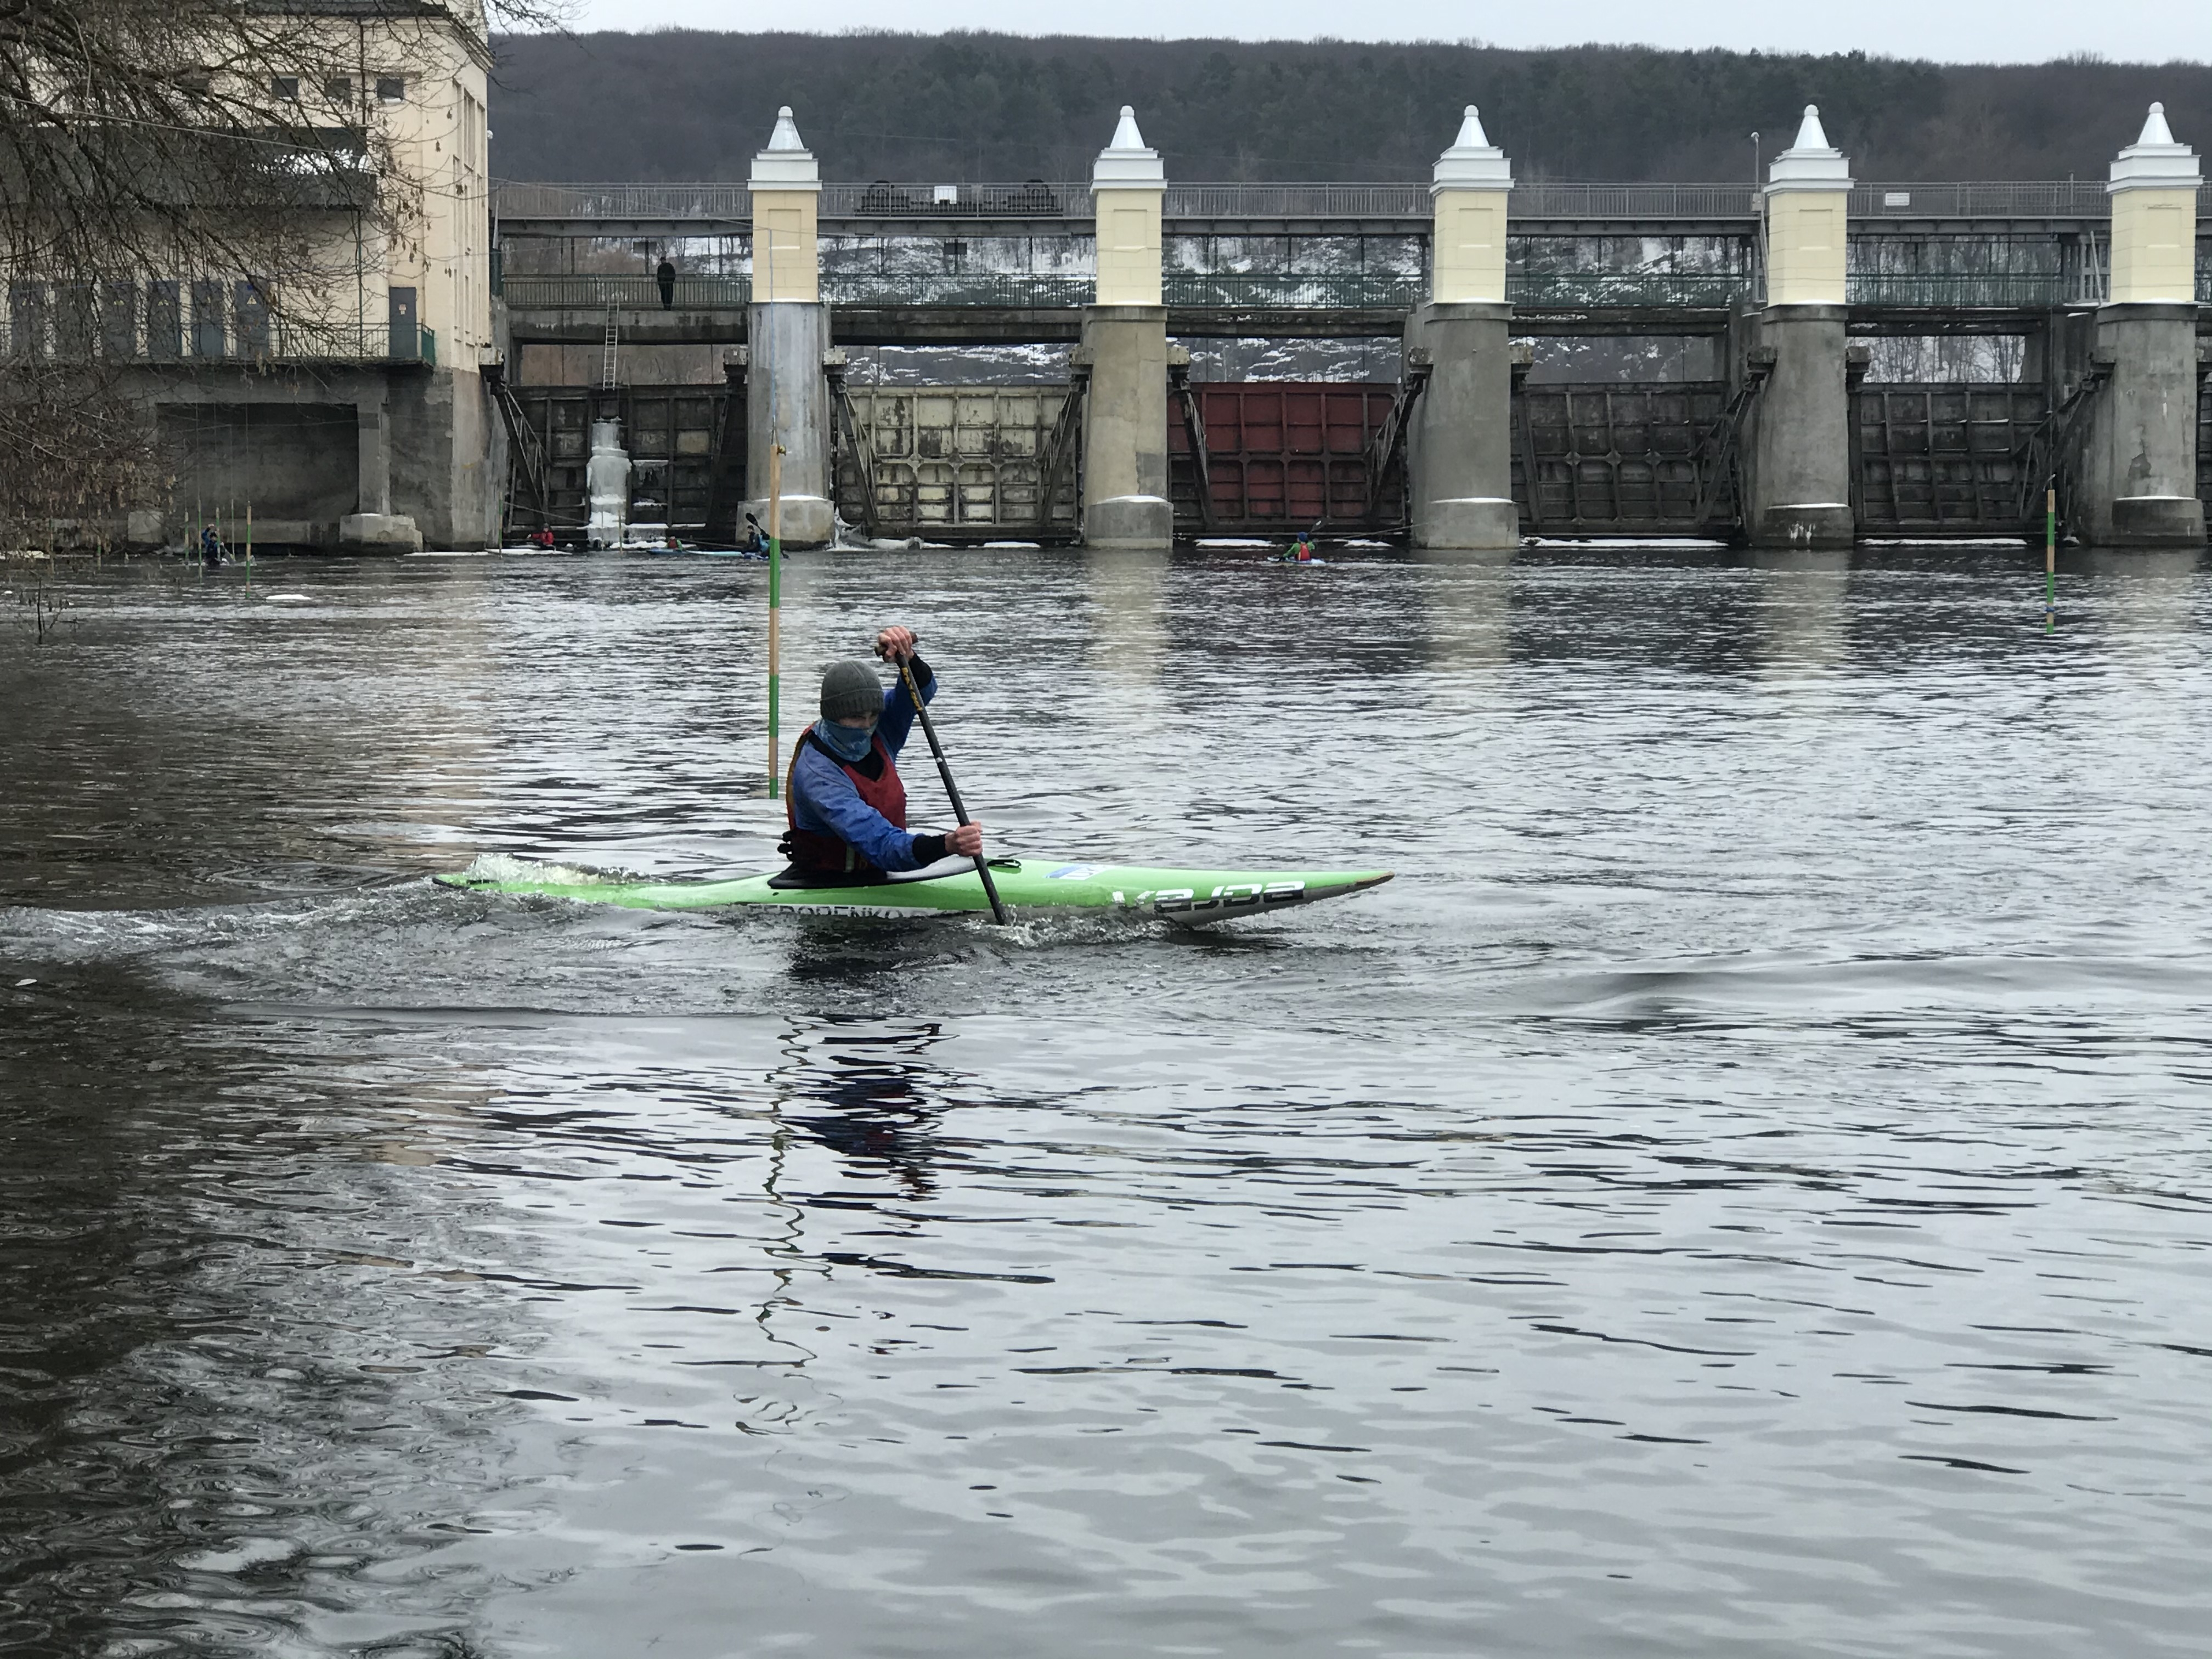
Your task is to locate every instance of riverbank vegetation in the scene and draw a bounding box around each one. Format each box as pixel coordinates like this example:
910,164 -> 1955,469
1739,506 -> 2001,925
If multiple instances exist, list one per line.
487,32 -> 2212,182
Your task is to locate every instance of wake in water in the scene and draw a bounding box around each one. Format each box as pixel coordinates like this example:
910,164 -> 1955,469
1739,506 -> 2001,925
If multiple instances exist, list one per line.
456,850 -> 649,888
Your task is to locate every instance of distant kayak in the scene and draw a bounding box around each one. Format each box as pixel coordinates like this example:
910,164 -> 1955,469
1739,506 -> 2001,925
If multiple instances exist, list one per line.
438,855 -> 1391,925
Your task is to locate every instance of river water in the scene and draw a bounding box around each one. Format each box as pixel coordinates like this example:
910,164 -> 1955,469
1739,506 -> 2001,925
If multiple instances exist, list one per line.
2,543 -> 2209,1658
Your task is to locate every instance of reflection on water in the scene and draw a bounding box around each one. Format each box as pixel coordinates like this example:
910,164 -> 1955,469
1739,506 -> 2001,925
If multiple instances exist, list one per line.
3,543 -> 2211,1657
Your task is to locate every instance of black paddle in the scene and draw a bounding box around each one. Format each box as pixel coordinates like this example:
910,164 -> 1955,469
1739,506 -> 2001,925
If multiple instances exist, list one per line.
880,645 -> 1010,926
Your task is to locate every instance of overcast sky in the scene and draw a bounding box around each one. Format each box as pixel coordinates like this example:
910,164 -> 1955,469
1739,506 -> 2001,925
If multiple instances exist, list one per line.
558,0 -> 2211,64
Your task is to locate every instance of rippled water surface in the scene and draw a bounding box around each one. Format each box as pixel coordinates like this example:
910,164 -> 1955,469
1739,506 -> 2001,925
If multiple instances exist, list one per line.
3,544 -> 2210,1658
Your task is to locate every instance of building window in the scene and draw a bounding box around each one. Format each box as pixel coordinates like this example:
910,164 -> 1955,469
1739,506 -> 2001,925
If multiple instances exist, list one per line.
376,76 -> 405,103
324,76 -> 351,101
271,75 -> 300,99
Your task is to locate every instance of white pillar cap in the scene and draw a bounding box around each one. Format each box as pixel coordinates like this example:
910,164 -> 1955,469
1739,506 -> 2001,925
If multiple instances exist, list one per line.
1431,105 -> 1513,193
749,106 -> 820,190
1093,105 -> 1164,190
2109,103 -> 2200,193
1765,104 -> 1852,194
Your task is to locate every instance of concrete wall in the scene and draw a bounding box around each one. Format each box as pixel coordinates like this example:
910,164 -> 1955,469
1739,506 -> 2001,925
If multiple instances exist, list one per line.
156,403 -> 360,541
104,363 -> 499,550
391,365 -> 504,548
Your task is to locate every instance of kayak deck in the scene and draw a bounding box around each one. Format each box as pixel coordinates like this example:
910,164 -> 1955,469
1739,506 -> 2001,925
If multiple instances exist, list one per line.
436,855 -> 1392,924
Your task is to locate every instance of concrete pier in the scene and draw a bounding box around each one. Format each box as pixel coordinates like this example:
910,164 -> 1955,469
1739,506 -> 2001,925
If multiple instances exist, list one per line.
340,397 -> 420,552
746,108 -> 834,548
1407,108 -> 1517,550
1080,108 -> 1173,550
1745,107 -> 1854,548
2075,106 -> 2205,549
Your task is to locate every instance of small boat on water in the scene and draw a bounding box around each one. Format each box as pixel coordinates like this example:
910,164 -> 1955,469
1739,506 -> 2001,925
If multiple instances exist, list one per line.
438,855 -> 1392,925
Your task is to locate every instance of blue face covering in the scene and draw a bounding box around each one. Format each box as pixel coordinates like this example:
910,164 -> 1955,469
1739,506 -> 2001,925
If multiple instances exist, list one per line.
814,717 -> 877,764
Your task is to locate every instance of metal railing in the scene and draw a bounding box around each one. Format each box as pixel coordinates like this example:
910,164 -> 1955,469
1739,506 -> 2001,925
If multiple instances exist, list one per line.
1509,270 -> 1754,307
821,272 -> 1093,307
1845,272 -> 2072,306
1164,184 -> 1429,218
500,273 -> 754,309
494,182 -> 753,222
1511,183 -> 1758,220
823,182 -> 1082,217
1163,271 -> 1425,308
1849,182 -> 2118,218
1,310 -> 395,362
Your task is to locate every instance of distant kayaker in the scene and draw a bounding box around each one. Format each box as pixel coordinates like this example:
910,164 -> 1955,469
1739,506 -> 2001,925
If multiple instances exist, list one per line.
199,525 -> 224,566
778,626 -> 984,882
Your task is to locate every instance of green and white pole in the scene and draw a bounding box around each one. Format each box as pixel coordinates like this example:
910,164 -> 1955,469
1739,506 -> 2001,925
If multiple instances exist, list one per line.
766,442 -> 784,798
2044,483 -> 2057,634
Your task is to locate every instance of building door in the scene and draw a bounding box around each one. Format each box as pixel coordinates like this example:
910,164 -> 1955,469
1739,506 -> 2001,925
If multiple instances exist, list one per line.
388,286 -> 418,359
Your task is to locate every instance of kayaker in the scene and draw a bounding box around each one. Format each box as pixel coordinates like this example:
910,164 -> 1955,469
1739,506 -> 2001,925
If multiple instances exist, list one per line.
777,626 -> 984,883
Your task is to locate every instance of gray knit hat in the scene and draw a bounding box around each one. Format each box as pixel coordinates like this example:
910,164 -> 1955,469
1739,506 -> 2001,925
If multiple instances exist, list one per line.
819,659 -> 883,722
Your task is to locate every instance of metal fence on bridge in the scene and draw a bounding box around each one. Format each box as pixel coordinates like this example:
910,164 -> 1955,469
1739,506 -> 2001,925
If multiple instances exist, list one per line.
1508,272 -> 1754,307
499,273 -> 754,309
1844,272 -> 2074,307
824,272 -> 1093,308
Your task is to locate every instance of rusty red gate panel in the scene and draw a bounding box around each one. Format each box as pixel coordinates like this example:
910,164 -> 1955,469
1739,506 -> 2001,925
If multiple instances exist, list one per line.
1168,382 -> 1402,533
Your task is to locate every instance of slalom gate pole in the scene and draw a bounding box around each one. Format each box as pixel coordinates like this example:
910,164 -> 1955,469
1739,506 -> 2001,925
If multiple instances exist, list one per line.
2044,484 -> 2057,634
766,443 -> 783,798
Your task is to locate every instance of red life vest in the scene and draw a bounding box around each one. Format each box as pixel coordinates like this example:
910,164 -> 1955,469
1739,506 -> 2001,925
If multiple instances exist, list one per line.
781,729 -> 908,874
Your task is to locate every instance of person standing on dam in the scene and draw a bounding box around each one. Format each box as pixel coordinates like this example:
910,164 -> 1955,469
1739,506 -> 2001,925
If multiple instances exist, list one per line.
777,626 -> 985,884
656,257 -> 676,309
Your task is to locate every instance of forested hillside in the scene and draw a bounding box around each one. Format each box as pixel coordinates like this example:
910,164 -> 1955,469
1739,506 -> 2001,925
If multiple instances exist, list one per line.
488,32 -> 2212,183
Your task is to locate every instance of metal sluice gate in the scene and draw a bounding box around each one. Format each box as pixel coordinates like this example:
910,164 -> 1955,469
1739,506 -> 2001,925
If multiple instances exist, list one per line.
500,375 -> 2212,544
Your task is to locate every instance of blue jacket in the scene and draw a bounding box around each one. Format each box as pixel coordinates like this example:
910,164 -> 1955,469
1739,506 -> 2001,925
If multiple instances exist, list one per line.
787,662 -> 937,872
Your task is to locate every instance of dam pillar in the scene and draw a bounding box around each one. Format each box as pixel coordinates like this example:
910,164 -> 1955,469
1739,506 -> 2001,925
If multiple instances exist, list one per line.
1407,107 -> 1517,550
747,106 -> 833,548
2076,105 -> 2205,548
341,390 -> 421,552
1080,106 -> 1172,550
1745,105 -> 1854,549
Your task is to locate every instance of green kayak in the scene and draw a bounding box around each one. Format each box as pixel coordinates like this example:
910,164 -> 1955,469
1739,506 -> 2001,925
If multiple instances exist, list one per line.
436,855 -> 1392,925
